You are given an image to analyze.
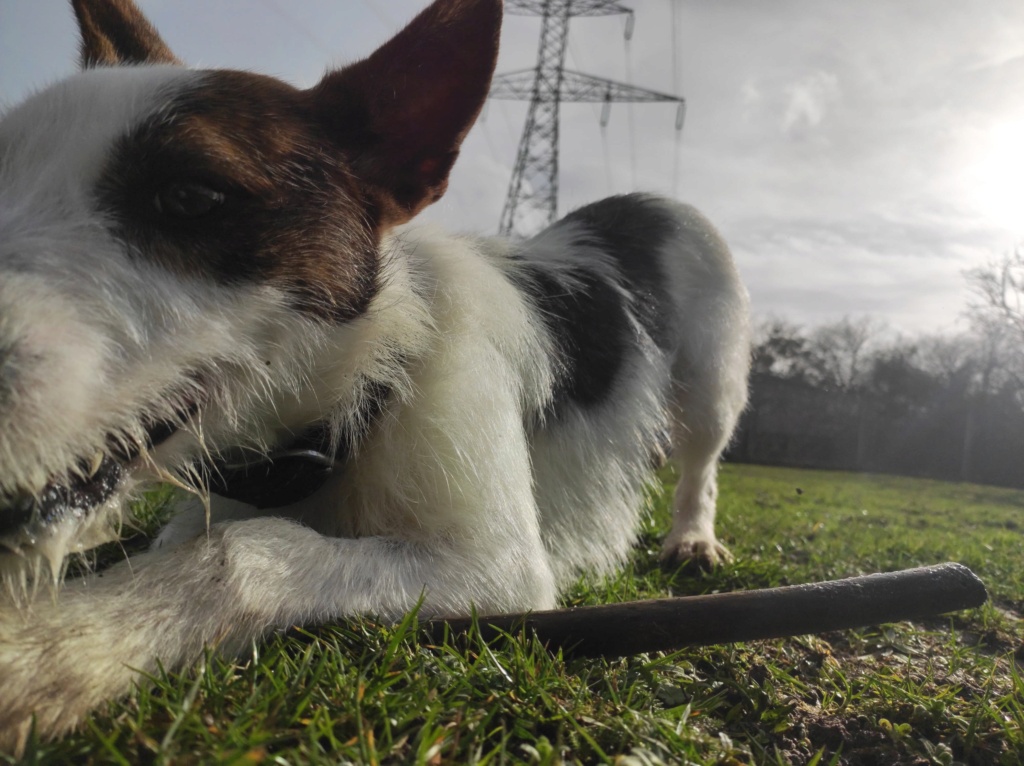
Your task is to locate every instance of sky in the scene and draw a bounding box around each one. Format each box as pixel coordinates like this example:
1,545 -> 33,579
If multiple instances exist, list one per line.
2,0 -> 1023,336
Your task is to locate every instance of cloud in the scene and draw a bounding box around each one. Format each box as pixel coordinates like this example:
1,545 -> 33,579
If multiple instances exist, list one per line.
781,71 -> 840,136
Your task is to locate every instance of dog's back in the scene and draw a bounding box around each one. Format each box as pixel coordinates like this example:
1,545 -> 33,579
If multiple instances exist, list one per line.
511,194 -> 750,583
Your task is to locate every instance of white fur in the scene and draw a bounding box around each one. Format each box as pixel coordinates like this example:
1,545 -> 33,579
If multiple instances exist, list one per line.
0,35 -> 749,755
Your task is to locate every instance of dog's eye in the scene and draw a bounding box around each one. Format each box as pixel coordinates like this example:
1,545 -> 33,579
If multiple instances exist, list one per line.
154,182 -> 226,219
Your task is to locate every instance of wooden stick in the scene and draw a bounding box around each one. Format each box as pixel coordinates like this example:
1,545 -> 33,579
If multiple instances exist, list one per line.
425,563 -> 987,658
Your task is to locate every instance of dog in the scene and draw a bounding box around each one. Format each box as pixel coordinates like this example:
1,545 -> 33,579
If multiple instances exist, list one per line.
0,0 -> 750,748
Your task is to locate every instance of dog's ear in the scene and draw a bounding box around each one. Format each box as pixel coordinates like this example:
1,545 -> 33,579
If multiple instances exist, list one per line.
311,0 -> 502,227
71,0 -> 180,68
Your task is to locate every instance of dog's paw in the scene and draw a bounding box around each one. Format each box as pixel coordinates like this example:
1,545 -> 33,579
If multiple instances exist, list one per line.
0,622 -> 63,756
659,536 -> 733,573
0,622 -> 87,755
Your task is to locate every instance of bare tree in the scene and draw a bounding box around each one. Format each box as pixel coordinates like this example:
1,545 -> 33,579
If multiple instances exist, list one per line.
968,246 -> 1024,341
751,319 -> 816,380
967,248 -> 1024,397
808,316 -> 886,391
915,334 -> 974,386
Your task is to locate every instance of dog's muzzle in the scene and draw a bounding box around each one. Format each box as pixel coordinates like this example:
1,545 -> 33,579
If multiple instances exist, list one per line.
0,414 -> 187,548
0,415 -> 339,550
0,456 -> 124,538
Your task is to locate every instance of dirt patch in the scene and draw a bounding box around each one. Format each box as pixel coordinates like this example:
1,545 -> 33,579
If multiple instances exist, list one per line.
774,706 -> 927,766
752,626 -> 1018,765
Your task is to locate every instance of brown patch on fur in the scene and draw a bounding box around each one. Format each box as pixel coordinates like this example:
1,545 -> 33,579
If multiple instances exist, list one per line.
72,0 -> 180,68
92,0 -> 504,318
97,71 -> 380,322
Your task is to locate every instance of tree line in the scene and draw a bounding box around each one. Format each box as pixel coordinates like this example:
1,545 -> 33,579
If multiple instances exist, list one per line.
728,248 -> 1024,489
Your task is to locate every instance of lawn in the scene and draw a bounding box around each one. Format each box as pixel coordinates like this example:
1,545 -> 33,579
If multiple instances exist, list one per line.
10,464 -> 1024,765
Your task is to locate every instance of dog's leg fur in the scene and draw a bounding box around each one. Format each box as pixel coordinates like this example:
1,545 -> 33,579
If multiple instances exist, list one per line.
0,512 -> 554,744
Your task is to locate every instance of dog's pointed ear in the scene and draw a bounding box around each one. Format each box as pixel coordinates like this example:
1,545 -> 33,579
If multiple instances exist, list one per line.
71,0 -> 181,68
311,0 -> 502,227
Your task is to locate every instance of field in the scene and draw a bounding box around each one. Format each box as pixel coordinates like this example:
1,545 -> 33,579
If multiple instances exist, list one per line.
10,464 -> 1024,765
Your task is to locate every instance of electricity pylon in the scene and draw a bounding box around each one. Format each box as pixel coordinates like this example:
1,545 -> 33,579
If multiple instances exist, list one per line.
491,0 -> 685,237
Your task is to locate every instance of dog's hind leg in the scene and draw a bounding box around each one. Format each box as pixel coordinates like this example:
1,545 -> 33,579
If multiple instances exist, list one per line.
660,330 -> 749,570
658,205 -> 750,571
660,400 -> 737,570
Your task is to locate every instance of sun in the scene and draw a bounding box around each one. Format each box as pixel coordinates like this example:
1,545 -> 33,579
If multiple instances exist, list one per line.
967,118 -> 1024,235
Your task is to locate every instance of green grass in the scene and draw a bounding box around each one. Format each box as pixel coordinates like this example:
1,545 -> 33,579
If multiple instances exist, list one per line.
10,465 -> 1024,765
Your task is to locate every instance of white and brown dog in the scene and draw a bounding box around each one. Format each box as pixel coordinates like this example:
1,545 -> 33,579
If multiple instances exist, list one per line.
0,0 -> 750,746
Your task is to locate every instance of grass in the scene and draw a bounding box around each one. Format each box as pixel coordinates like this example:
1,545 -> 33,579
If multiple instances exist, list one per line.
9,464 -> 1024,765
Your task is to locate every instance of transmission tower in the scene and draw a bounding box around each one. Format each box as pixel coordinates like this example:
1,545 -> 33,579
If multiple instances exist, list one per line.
491,0 -> 685,237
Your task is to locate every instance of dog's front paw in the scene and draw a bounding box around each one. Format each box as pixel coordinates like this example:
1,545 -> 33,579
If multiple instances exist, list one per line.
659,535 -> 733,573
0,621 -> 73,756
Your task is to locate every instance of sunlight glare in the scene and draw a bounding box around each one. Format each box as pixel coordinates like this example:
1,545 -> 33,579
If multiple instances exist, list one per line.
967,119 -> 1024,235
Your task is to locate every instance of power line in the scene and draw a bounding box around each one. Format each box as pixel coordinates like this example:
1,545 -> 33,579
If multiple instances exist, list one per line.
670,0 -> 682,198
491,0 -> 685,237
360,0 -> 398,30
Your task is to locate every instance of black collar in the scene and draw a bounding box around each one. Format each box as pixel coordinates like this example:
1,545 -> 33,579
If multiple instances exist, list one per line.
205,422 -> 337,509
204,380 -> 392,509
